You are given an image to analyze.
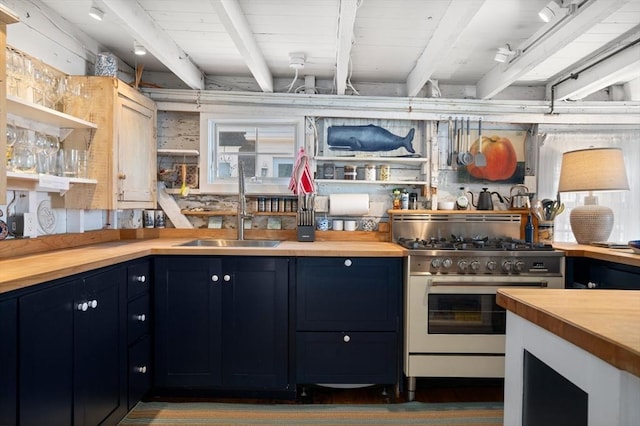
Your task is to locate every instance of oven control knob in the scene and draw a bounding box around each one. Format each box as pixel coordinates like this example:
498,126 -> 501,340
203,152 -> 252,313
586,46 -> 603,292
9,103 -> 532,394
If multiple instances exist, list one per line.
431,258 -> 442,268
502,260 -> 513,273
457,260 -> 468,272
514,260 -> 525,273
486,260 -> 497,272
470,260 -> 480,272
442,258 -> 453,269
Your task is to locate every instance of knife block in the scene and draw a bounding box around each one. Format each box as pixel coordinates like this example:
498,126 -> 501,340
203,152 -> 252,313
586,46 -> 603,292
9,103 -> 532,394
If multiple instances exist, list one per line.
297,226 -> 315,242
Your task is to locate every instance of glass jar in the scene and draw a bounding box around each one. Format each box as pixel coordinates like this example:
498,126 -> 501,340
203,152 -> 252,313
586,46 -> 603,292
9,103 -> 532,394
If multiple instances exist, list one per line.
12,137 -> 37,173
344,165 -> 357,180
364,164 -> 376,181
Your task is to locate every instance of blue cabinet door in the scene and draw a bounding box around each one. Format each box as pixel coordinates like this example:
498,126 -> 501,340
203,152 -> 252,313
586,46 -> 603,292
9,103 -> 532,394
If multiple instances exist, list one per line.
74,267 -> 126,426
222,257 -> 290,390
0,298 -> 17,425
19,280 -> 75,426
154,256 -> 223,387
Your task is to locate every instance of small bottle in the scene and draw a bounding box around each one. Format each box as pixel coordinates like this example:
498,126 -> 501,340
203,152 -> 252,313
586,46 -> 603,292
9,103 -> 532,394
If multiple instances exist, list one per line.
525,214 -> 534,243
409,192 -> 418,210
401,189 -> 409,210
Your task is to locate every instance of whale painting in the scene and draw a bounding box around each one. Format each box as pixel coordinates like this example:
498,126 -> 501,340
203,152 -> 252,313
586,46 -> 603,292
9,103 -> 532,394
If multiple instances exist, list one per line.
327,124 -> 416,153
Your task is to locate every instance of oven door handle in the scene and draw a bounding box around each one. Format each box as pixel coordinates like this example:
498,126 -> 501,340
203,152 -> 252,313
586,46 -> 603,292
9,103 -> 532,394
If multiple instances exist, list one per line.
429,280 -> 549,288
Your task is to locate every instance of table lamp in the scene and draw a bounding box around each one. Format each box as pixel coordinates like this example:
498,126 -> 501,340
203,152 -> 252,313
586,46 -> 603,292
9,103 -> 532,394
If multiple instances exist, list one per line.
558,147 -> 629,244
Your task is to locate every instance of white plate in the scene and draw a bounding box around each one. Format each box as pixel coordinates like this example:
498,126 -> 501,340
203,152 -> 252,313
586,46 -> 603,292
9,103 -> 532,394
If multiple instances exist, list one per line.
37,200 -> 57,235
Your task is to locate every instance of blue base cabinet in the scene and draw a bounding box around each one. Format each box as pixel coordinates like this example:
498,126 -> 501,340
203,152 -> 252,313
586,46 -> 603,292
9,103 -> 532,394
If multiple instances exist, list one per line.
566,257 -> 640,289
1,263 -> 134,426
296,257 -> 402,386
154,256 -> 293,393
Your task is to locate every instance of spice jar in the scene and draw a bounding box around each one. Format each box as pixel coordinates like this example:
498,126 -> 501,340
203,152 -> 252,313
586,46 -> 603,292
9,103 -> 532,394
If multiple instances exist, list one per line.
344,165 -> 357,180
364,164 -> 376,181
379,164 -> 390,181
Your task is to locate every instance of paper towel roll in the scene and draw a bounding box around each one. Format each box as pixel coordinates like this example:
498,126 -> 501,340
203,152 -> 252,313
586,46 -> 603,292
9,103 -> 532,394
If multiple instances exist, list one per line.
329,194 -> 370,216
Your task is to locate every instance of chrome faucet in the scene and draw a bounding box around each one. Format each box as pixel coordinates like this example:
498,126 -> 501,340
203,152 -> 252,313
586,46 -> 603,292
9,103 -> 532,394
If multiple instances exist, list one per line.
237,161 -> 251,240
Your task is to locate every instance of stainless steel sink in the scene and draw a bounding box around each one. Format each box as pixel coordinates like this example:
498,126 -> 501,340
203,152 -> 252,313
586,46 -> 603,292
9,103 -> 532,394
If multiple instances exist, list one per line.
178,239 -> 281,247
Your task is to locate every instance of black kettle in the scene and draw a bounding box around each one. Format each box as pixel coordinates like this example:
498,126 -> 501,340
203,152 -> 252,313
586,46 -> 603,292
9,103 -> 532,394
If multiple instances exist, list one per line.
467,188 -> 494,210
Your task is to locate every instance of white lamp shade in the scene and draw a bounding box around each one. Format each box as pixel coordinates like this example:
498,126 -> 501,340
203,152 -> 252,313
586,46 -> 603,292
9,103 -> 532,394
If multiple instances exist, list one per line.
558,148 -> 629,193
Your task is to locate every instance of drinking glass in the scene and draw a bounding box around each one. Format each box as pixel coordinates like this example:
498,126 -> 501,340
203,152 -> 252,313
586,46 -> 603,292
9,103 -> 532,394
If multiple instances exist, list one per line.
12,131 -> 37,173
6,124 -> 18,169
34,132 -> 49,174
45,134 -> 60,174
63,148 -> 78,177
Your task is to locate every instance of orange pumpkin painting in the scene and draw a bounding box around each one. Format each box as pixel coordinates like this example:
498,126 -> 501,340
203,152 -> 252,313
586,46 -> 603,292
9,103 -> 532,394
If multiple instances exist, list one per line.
466,136 -> 518,181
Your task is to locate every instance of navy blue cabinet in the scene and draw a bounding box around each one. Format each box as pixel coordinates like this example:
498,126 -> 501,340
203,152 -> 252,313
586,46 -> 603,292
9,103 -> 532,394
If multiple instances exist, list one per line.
566,257 -> 640,290
19,280 -> 75,426
126,261 -> 152,409
0,299 -> 18,425
296,257 -> 402,386
154,256 -> 292,392
17,266 -> 126,426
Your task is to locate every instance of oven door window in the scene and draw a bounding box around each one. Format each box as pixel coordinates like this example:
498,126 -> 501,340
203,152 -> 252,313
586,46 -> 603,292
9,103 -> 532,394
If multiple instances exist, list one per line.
428,294 -> 505,334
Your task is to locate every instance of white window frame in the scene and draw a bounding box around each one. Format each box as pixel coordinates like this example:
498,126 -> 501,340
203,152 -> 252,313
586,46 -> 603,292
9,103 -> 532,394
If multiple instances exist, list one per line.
198,115 -> 305,194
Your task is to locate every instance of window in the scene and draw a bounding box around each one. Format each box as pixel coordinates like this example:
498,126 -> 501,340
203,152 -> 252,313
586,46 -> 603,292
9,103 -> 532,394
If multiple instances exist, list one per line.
537,129 -> 639,242
199,117 -> 304,194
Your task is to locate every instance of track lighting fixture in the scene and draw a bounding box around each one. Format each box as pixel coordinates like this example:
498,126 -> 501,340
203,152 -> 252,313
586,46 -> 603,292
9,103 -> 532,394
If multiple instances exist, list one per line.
134,41 -> 146,56
88,2 -> 104,21
494,45 -> 515,63
538,0 -> 562,22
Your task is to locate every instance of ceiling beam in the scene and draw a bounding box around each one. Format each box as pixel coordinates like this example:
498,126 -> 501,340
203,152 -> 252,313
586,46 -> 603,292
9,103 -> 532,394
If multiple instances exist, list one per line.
476,0 -> 631,100
335,0 -> 358,95
102,0 -> 205,90
210,0 -> 273,93
406,0 -> 485,97
554,43 -> 640,100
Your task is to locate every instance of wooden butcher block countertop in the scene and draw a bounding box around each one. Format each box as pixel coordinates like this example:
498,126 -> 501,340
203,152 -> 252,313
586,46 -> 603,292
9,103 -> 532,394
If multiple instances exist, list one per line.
497,288 -> 640,377
0,238 -> 406,295
553,242 -> 640,268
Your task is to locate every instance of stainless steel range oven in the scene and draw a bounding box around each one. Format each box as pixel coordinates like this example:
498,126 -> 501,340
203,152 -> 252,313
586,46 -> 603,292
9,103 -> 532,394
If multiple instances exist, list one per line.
391,213 -> 565,401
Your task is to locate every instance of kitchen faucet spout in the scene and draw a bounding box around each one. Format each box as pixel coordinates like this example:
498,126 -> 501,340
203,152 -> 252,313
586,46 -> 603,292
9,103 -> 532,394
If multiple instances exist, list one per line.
237,162 -> 251,240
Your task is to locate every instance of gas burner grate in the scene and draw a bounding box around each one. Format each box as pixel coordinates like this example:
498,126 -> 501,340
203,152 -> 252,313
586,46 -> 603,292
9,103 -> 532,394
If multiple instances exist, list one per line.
397,237 -> 553,251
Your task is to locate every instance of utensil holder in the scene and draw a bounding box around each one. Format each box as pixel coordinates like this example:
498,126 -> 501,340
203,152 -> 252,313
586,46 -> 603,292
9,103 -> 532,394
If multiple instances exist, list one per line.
297,226 -> 315,242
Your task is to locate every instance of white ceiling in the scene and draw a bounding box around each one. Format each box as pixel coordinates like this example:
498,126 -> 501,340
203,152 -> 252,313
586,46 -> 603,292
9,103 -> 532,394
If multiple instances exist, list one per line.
32,0 -> 640,99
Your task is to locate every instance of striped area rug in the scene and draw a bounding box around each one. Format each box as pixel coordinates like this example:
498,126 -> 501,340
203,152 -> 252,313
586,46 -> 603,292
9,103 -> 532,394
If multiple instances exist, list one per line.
119,401 -> 504,425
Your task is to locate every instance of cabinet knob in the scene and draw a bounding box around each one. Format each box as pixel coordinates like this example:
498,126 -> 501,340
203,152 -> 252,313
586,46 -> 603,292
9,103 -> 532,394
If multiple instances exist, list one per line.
134,275 -> 146,283
89,299 -> 98,309
135,314 -> 146,322
135,366 -> 147,374
587,281 -> 598,289
343,335 -> 351,343
118,173 -> 127,180
223,274 -> 231,282
211,275 -> 219,282
344,259 -> 352,267
77,302 -> 88,312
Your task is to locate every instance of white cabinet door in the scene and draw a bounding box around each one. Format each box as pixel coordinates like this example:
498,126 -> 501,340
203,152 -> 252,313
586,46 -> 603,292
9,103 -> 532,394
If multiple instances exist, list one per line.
118,96 -> 155,204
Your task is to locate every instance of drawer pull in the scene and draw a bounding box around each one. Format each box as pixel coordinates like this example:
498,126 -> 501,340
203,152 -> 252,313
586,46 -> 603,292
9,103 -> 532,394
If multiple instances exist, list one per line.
344,259 -> 352,267
343,335 -> 351,343
77,302 -> 88,312
134,275 -> 146,283
223,274 -> 231,282
135,314 -> 146,322
211,274 -> 219,282
89,299 -> 98,309
135,366 -> 147,374
588,281 -> 598,289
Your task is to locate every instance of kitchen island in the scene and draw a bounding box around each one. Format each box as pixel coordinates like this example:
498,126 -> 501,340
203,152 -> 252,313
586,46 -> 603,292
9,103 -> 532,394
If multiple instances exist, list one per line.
497,288 -> 640,426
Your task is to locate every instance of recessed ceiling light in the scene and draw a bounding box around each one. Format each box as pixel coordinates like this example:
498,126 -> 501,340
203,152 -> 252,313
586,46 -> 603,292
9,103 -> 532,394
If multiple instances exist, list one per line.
88,5 -> 104,21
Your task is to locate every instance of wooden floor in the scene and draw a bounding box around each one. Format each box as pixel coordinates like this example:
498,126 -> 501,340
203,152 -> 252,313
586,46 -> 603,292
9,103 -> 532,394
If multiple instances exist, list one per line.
149,378 -> 504,405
